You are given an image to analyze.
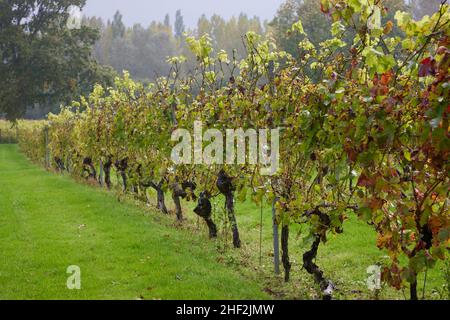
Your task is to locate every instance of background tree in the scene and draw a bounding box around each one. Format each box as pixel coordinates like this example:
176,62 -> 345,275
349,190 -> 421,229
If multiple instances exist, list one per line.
0,0 -> 114,120
111,10 -> 126,39
409,0 -> 444,19
164,14 -> 171,30
85,13 -> 178,82
268,0 -> 302,56
85,11 -> 265,83
175,10 -> 185,40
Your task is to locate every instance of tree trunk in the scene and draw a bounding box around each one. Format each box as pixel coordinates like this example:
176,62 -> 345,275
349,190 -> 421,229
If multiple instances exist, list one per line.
225,192 -> 241,248
150,181 -> 168,214
54,157 -> 65,171
115,159 -> 128,192
193,191 -> 217,239
104,158 -> 112,189
217,170 -> 241,248
83,158 -> 97,180
157,188 -> 168,214
205,217 -> 218,239
410,278 -> 418,301
281,224 -> 291,282
172,191 -> 183,221
171,183 -> 187,221
303,235 -> 334,300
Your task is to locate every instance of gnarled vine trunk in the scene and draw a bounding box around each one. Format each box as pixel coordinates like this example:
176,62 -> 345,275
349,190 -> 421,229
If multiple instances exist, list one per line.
225,192 -> 241,248
205,218 -> 218,238
150,181 -> 168,214
281,224 -> 291,282
172,192 -> 183,220
410,277 -> 418,300
303,235 -> 335,300
193,191 -> 218,238
217,170 -> 241,248
115,158 -> 128,192
171,183 -> 187,221
83,157 -> 97,180
54,157 -> 65,171
103,157 -> 112,189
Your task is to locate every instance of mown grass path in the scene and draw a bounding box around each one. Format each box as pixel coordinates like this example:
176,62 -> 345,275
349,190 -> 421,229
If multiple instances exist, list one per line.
0,145 -> 268,300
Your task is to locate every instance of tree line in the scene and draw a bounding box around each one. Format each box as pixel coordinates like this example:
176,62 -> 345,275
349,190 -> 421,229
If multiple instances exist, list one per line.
84,0 -> 443,82
83,10 -> 266,82
0,0 -> 442,120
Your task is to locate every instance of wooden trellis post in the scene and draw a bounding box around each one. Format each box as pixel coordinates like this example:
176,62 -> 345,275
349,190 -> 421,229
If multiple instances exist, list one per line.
268,61 -> 281,275
259,200 -> 263,267
273,197 -> 280,275
44,126 -> 50,169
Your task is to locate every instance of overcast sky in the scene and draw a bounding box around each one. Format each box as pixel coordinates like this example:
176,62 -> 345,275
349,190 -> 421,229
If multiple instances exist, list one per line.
83,0 -> 285,28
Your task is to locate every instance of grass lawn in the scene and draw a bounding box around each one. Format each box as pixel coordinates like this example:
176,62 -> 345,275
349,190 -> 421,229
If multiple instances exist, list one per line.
0,144 -> 447,300
188,194 -> 448,300
0,144 -> 268,300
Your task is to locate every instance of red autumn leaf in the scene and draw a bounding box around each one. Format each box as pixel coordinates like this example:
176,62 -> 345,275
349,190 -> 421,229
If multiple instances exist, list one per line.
380,71 -> 393,85
320,2 -> 330,14
429,216 -> 443,236
373,74 -> 379,85
383,96 -> 396,113
418,57 -> 436,77
346,148 -> 357,162
357,173 -> 375,187
380,85 -> 389,95
369,198 -> 384,210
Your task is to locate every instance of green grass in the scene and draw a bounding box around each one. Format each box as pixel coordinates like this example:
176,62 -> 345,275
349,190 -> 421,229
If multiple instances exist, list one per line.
0,144 -> 447,300
178,187 -> 448,300
224,196 -> 448,300
0,144 -> 268,300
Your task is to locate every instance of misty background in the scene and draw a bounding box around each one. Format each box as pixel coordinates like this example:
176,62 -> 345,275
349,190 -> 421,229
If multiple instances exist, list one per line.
8,0 -> 441,119
82,0 -> 285,28
80,0 -> 440,83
